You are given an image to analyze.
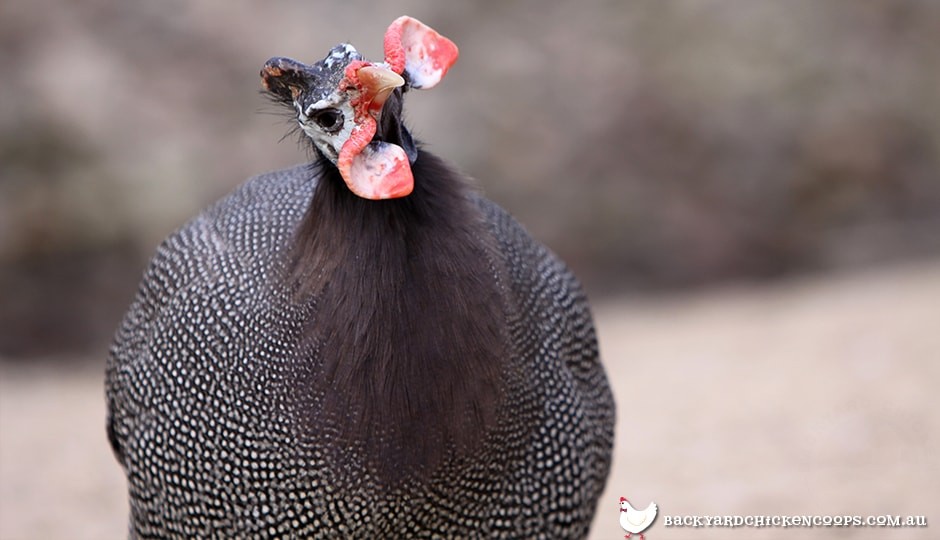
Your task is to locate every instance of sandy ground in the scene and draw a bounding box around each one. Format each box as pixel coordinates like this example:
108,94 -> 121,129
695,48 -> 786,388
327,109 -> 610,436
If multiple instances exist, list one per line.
2,261 -> 938,539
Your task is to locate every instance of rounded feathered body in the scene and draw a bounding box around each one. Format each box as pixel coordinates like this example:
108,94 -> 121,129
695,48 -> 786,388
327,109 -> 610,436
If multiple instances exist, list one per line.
106,153 -> 614,538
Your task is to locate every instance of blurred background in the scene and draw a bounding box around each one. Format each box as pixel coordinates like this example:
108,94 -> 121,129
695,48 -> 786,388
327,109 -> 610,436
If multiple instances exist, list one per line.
1,1 -> 937,538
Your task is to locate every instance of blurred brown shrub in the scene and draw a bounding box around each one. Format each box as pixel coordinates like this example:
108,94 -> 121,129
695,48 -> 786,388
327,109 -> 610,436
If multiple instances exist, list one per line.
1,0 -> 938,357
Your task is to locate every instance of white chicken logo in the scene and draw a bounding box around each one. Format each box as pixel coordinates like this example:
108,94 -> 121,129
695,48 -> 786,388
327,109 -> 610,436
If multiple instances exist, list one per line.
619,497 -> 657,539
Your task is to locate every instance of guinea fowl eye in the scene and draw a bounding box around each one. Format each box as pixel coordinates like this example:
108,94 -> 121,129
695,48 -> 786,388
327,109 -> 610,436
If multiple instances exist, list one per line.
311,108 -> 344,133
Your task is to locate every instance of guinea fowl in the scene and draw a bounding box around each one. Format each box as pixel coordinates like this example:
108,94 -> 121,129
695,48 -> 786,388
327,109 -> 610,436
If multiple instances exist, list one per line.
106,16 -> 614,538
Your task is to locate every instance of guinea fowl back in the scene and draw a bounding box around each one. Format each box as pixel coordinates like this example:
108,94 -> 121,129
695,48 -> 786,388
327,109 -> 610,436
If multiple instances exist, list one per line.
106,16 -> 614,538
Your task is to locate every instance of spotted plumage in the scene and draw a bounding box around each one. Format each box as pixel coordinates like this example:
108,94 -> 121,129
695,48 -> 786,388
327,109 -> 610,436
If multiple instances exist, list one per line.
106,16 -> 614,539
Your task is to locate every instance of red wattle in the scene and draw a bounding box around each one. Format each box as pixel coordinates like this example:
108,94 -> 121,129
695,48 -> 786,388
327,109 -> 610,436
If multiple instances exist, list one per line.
383,16 -> 458,89
337,120 -> 376,186
383,18 -> 407,75
338,122 -> 413,200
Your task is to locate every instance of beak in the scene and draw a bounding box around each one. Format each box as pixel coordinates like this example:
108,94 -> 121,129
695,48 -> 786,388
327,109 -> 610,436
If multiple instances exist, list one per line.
335,63 -> 413,200
356,65 -> 405,113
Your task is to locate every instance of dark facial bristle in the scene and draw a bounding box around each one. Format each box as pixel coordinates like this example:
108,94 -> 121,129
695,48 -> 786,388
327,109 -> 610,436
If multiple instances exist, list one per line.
256,91 -> 322,158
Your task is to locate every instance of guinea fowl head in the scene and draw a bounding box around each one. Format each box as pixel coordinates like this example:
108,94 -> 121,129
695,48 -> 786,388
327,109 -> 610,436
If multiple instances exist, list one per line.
261,16 -> 458,200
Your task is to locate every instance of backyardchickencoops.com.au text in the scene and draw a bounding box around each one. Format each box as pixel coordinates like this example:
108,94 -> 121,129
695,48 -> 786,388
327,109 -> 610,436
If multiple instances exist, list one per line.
663,514 -> 927,529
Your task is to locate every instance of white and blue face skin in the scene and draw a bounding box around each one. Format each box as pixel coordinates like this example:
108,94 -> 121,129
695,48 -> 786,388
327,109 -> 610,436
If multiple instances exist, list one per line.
263,44 -> 415,199
262,16 -> 458,200
268,44 -> 403,167
294,44 -> 361,165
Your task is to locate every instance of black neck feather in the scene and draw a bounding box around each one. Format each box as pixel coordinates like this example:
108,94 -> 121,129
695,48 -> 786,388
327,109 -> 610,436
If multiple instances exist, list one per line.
290,149 -> 507,485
